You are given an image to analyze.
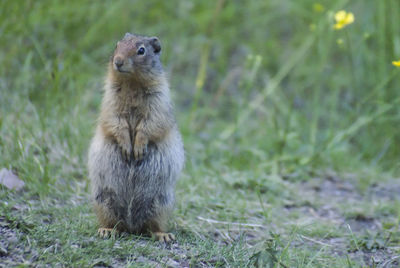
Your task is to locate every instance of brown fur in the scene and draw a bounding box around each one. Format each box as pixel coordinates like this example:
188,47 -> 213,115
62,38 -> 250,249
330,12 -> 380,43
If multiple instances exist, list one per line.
88,33 -> 184,241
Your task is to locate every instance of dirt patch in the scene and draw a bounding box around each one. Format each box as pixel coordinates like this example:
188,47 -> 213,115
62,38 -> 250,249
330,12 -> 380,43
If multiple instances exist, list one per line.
0,217 -> 38,267
288,176 -> 400,267
368,180 -> 400,201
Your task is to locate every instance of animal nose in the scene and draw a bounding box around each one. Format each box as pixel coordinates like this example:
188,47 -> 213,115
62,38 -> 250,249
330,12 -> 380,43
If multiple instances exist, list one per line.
114,57 -> 124,68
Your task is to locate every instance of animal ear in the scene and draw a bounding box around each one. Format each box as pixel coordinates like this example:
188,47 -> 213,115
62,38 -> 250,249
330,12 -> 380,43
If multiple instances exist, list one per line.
149,37 -> 161,54
124,32 -> 134,39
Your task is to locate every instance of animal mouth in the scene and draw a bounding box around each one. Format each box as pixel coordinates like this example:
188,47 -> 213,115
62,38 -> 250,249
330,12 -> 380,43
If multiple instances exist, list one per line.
115,66 -> 131,74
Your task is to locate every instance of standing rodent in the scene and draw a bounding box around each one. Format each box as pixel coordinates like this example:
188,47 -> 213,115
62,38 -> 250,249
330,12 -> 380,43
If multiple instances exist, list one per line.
88,33 -> 184,242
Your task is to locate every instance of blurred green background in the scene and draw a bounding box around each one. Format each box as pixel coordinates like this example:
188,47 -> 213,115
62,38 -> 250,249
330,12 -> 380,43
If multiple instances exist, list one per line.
0,0 -> 399,188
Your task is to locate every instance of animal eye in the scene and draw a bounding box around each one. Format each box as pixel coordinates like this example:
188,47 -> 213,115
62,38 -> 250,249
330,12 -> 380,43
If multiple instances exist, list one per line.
137,47 -> 145,55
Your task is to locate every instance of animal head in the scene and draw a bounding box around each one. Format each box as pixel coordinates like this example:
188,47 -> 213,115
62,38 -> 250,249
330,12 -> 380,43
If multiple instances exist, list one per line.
111,33 -> 163,78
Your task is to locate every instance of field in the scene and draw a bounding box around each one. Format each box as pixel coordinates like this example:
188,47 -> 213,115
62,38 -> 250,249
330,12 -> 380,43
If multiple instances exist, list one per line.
1,0 -> 400,267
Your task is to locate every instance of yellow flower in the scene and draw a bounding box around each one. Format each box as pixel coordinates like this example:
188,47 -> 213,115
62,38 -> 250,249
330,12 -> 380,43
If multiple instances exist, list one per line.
392,60 -> 400,67
334,10 -> 354,30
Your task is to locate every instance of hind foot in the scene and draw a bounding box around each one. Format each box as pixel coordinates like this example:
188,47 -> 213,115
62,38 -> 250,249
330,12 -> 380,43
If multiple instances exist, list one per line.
98,228 -> 119,238
153,232 -> 175,243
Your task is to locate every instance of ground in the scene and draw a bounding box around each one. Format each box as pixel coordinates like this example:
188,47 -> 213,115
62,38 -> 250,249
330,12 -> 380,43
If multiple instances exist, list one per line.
1,171 -> 399,267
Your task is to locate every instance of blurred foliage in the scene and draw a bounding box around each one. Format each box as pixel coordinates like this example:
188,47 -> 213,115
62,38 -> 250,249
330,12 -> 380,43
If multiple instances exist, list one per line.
0,0 -> 400,191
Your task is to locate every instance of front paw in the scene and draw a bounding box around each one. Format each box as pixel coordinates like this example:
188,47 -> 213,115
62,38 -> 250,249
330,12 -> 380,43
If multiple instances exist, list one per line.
134,132 -> 148,160
120,142 -> 132,162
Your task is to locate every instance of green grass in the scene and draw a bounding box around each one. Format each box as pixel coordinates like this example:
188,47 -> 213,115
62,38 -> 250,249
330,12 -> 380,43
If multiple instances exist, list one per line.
1,0 -> 400,267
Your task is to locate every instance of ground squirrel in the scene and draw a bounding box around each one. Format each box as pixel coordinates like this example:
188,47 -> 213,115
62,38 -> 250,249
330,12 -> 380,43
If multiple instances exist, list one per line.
88,33 -> 184,242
